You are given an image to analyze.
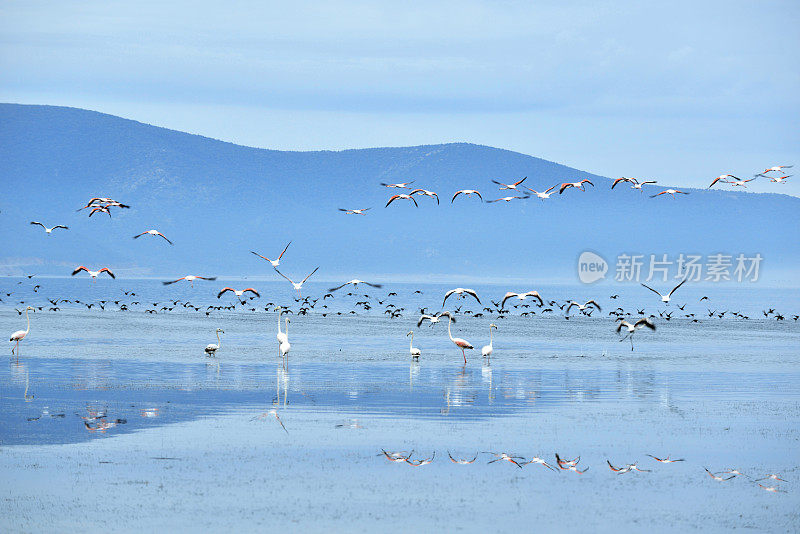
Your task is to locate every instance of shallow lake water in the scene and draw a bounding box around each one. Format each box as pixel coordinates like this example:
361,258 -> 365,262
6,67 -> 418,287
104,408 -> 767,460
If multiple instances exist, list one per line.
1,279 -> 799,532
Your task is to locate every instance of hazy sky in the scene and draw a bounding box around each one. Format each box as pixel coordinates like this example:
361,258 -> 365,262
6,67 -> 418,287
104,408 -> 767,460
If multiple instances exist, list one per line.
1,1 -> 798,194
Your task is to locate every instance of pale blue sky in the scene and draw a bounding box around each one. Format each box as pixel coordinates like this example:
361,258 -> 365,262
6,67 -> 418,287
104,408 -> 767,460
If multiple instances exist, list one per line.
1,1 -> 798,194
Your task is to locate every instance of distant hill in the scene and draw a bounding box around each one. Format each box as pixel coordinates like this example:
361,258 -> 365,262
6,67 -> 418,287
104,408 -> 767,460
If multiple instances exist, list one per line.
1,103 -> 798,284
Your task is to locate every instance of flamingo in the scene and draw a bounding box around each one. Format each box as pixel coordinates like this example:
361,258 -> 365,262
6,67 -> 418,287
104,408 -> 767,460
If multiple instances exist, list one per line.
442,288 -> 481,307
708,174 -> 738,188
274,307 -> 289,356
559,180 -> 594,194
162,275 -> 216,287
417,311 -> 449,327
650,189 -> 689,198
481,324 -> 497,359
525,185 -> 557,200
491,177 -> 526,190
487,195 -> 529,203
279,319 -> 291,366
133,229 -> 173,245
631,179 -> 657,191
406,331 -> 421,359
641,279 -> 687,304
760,165 -> 793,175
616,317 -> 656,351
328,279 -> 382,292
217,287 -> 260,300
10,306 -> 34,356
409,188 -> 439,204
611,177 -> 636,189
385,194 -> 418,207
500,291 -> 543,308
204,328 -> 224,357
30,222 -> 68,234
275,267 -> 319,297
250,242 -> 292,268
565,300 -> 602,314
89,206 -> 112,218
729,177 -> 757,187
767,174 -> 792,183
380,181 -> 414,188
451,190 -> 483,203
77,198 -> 129,211
443,311 -> 473,364
338,208 -> 371,215
72,266 -> 115,281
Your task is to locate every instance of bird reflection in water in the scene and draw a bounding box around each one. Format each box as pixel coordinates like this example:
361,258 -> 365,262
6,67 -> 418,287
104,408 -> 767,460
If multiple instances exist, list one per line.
82,404 -> 126,433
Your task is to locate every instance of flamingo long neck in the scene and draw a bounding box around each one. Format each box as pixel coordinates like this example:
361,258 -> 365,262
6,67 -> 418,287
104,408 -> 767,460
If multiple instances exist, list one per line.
409,334 -> 413,351
447,316 -> 455,342
489,327 -> 493,346
24,308 -> 30,335
216,331 -> 222,349
277,311 -> 283,335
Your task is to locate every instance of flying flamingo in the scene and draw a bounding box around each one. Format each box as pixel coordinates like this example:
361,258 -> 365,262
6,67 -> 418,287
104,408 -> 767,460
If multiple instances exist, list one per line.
491,177 -> 526,190
767,174 -> 792,183
327,279 -> 382,292
641,279 -> 687,304
729,177 -> 757,187
611,177 -> 636,189
409,188 -> 440,204
443,311 -> 473,364
500,291 -> 543,308
275,267 -> 319,297
525,185 -> 557,200
616,317 -> 656,351
89,206 -> 112,218
385,194 -> 418,207
10,306 -> 34,356
559,180 -> 594,194
380,181 -> 415,188
250,242 -> 292,268
217,287 -> 260,300
631,179 -> 657,191
133,229 -> 174,245
487,195 -> 529,203
451,190 -> 483,203
204,328 -> 224,357
442,288 -> 481,307
339,208 -> 371,215
650,189 -> 689,199
708,174 -> 738,188
481,324 -> 497,360
30,222 -> 68,234
406,331 -> 421,359
163,275 -> 216,287
760,165 -> 793,175
72,266 -> 115,281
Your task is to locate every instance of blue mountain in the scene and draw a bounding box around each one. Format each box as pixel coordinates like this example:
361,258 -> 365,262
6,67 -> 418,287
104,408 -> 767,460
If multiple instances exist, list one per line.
1,103 -> 798,284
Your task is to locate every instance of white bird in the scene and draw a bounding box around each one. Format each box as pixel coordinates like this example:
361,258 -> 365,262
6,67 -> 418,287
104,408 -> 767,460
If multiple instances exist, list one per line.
217,287 -> 260,299
380,181 -> 414,188
451,190 -> 483,203
250,242 -> 292,268
72,266 -> 115,281
729,177 -> 757,187
443,311 -> 473,364
767,174 -> 792,183
616,317 -> 656,351
10,306 -> 34,356
565,300 -> 602,314
417,311 -> 449,327
492,177 -> 527,190
500,291 -> 543,309
275,307 -> 288,345
559,180 -> 594,194
133,229 -> 173,245
443,288 -> 481,307
708,174 -> 738,188
328,279 -> 382,292
525,186 -> 557,200
385,194 -> 418,207
481,324 -> 497,359
279,320 -> 291,365
407,331 -> 421,359
162,275 -> 216,287
761,165 -> 793,175
641,279 -> 687,304
487,195 -> 529,203
409,188 -> 440,204
30,221 -> 68,234
339,208 -> 371,215
275,267 -> 319,297
631,180 -> 657,191
651,189 -> 689,198
205,328 -> 224,357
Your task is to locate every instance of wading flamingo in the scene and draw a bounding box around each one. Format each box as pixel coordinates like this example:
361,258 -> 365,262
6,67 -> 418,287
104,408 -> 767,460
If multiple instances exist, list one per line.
407,331 -> 421,359
481,324 -> 497,360
443,311 -> 473,364
205,328 -> 224,357
10,306 -> 34,356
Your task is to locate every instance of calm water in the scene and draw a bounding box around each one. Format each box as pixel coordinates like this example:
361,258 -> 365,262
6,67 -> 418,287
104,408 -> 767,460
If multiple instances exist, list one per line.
1,279 -> 799,532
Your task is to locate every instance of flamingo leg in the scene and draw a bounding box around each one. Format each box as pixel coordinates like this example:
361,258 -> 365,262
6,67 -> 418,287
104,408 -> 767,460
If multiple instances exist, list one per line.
462,348 -> 467,364
630,335 -> 634,351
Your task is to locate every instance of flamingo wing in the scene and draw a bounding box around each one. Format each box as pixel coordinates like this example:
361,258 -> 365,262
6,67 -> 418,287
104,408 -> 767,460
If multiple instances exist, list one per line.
301,267 -> 319,283
278,241 -> 292,259
71,266 -> 88,276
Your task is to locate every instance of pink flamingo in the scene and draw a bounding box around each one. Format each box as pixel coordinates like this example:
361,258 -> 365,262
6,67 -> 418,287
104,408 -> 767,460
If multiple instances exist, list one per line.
443,312 -> 473,364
